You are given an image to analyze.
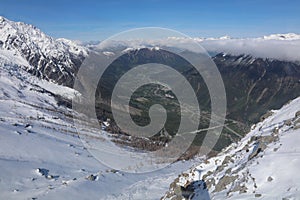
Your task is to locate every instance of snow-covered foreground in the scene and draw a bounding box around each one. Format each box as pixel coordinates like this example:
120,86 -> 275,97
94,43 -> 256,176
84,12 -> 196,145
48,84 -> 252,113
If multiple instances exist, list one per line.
0,53 -> 197,200
163,97 -> 300,200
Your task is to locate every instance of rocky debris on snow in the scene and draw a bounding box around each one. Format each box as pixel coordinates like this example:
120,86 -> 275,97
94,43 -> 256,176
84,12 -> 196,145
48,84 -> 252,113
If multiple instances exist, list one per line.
163,98 -> 300,199
86,174 -> 97,181
214,175 -> 239,193
35,168 -> 59,180
267,176 -> 274,182
162,169 -> 210,200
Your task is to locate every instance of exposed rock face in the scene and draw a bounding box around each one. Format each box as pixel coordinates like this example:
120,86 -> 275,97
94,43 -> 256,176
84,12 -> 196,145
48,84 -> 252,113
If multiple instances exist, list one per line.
213,53 -> 300,124
162,170 -> 210,200
213,175 -> 239,192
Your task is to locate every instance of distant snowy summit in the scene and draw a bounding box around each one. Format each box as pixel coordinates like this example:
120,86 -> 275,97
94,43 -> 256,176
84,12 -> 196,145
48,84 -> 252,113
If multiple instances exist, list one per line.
206,33 -> 300,41
205,33 -> 300,41
262,33 -> 300,40
166,33 -> 300,42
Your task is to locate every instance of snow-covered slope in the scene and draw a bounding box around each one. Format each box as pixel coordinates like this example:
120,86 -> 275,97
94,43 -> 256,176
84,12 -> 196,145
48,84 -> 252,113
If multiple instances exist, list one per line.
163,97 -> 300,200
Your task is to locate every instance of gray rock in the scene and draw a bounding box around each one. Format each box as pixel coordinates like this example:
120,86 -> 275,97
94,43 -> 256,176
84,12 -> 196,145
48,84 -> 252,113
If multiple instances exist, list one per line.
267,176 -> 273,182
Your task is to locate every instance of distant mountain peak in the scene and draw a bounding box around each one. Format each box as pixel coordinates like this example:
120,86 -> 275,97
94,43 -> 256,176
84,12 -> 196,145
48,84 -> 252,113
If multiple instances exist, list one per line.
262,33 -> 300,40
0,16 -> 5,22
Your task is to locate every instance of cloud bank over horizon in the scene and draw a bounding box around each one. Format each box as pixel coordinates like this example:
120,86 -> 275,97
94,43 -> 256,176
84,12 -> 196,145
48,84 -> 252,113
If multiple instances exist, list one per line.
96,33 -> 300,62
201,37 -> 300,62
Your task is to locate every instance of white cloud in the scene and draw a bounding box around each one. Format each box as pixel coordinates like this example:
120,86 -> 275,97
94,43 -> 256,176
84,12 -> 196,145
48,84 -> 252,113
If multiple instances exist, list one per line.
96,33 -> 300,61
201,38 -> 300,61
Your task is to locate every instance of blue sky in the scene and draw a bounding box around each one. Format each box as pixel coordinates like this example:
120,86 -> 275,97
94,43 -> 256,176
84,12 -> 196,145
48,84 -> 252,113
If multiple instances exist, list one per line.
1,0 -> 299,41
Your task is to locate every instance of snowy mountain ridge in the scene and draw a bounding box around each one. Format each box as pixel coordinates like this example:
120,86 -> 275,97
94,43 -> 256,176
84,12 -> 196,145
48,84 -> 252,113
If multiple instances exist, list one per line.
0,16 -> 87,57
0,16 -> 87,86
163,97 -> 300,200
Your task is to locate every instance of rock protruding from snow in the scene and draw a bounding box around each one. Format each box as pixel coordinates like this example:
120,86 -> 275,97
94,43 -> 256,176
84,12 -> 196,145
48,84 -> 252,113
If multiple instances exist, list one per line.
163,97 -> 300,199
